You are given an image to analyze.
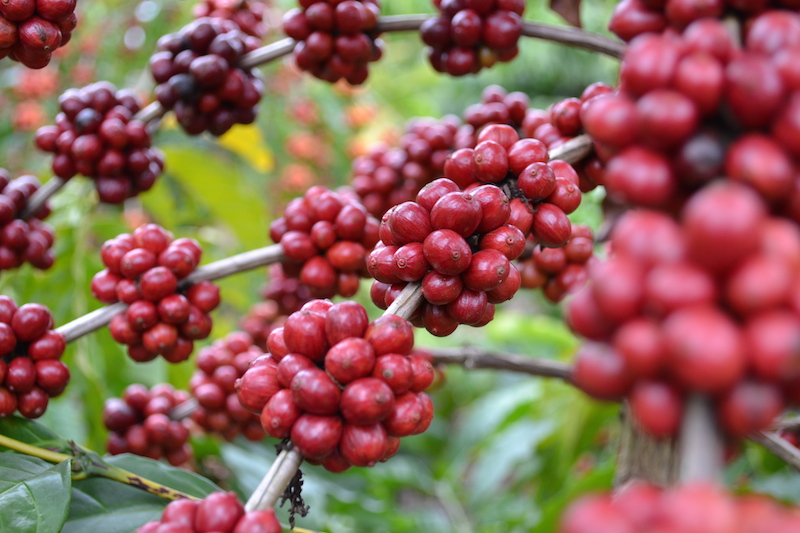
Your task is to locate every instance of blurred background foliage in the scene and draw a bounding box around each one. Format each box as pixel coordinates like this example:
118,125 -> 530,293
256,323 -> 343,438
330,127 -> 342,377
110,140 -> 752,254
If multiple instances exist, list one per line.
1,1 -> 793,532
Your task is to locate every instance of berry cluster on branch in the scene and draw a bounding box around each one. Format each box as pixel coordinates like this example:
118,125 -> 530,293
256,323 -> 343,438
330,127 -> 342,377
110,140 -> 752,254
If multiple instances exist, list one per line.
518,224 -> 595,303
461,84 -> 530,135
608,0 -> 800,42
282,0 -> 382,84
190,331 -> 266,442
445,124 -> 578,246
369,177 -> 524,336
0,0 -> 77,68
569,183 -> 800,439
518,82 -> 613,193
236,300 -> 434,471
0,172 -> 54,272
103,383 -> 193,467
35,82 -> 165,204
136,492 -> 282,533
351,116 -> 461,217
269,186 -> 380,298
583,13 -> 800,213
91,224 -> 220,363
421,0 -> 525,76
0,297 -> 67,419
151,17 -> 264,136
193,0 -> 272,39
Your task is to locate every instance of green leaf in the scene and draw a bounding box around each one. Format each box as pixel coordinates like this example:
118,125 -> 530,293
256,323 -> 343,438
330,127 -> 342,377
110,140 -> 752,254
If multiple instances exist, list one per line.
160,145 -> 269,250
65,454 -> 221,533
0,416 -> 71,452
0,455 -> 72,533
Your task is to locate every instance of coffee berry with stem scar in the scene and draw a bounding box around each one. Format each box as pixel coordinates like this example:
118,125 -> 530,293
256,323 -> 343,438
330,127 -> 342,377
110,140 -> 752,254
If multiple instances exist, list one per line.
236,299 -> 435,471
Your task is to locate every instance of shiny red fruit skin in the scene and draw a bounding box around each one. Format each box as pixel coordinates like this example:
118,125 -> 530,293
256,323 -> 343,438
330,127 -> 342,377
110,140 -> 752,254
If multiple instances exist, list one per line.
291,368 -> 341,415
340,377 -> 395,425
339,423 -> 389,467
423,229 -> 472,276
195,492 -> 244,533
290,413 -> 343,460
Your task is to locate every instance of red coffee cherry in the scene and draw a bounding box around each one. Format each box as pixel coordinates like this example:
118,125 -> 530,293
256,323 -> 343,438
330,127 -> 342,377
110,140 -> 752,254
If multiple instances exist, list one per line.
340,377 -> 395,425
290,413 -> 343,460
291,368 -> 341,415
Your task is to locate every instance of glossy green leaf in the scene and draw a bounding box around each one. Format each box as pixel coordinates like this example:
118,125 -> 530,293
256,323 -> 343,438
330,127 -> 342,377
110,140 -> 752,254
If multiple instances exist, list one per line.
0,455 -> 72,533
0,416 -> 71,452
64,454 -> 221,533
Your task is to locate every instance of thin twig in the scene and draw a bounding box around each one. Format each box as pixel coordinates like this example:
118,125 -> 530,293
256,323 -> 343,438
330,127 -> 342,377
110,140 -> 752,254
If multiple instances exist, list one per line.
425,346 -> 572,381
374,14 -> 430,33
750,431 -> 800,473
132,101 -> 167,124
169,398 -> 199,421
384,281 -> 423,321
56,302 -> 128,344
20,177 -> 66,221
678,395 -> 724,483
772,415 -> 800,431
56,244 -> 286,343
239,37 -> 297,70
549,134 -> 594,165
181,243 -> 285,286
245,446 -> 304,512
521,21 -> 625,59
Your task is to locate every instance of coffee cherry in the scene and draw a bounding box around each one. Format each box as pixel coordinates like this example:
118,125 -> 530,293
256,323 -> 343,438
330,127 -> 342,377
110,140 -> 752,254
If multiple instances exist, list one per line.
572,343 -> 632,401
195,492 -> 244,533
382,392 -> 424,437
340,378 -> 394,425
11,303 -> 52,342
291,413 -> 343,460
17,386 -> 48,418
324,338 -> 375,385
291,368 -> 341,415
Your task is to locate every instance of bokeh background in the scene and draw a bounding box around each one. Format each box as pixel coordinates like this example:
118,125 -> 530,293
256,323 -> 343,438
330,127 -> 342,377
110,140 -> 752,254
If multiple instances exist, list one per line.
0,1 -> 794,532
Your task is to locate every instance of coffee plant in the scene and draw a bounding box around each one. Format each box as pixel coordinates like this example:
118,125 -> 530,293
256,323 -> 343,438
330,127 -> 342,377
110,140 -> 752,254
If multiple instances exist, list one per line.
1,1 -> 800,532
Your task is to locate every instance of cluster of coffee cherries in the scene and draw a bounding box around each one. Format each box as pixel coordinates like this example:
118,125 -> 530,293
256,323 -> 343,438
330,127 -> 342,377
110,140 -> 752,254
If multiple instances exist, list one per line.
351,116 -> 461,217
104,384 -> 193,466
421,0 -> 524,76
136,492 -> 281,533
190,331 -> 266,442
582,13 -> 800,215
270,186 -> 380,298
192,0 -> 270,38
236,300 -> 434,471
560,482 -> 800,532
518,224 -> 595,303
513,83 -> 614,195
260,263 -> 311,316
368,176 -> 524,336
456,85 -> 531,147
608,0 -> 798,41
151,17 -> 264,136
0,0 -> 77,68
35,82 -> 165,204
0,172 -> 55,273
91,224 -> 220,363
569,183 -> 800,439
282,0 -> 382,84
445,124 -> 577,247
0,297 -> 67,419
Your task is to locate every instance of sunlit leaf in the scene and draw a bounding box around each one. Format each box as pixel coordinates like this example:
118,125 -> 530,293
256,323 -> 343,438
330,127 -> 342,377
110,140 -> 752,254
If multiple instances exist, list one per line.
0,455 -> 72,533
